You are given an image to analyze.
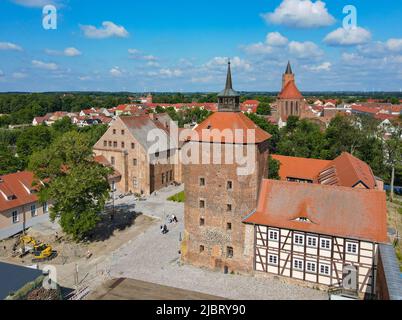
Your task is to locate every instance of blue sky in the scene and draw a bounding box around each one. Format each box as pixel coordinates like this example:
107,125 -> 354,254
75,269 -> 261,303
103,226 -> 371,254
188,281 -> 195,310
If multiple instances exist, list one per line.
0,0 -> 402,92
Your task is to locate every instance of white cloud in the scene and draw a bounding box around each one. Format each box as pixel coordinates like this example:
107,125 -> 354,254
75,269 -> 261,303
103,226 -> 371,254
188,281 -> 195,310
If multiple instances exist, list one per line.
243,42 -> 274,55
128,48 -> 140,55
78,76 -> 91,81
147,61 -> 160,67
191,75 -> 214,83
81,21 -> 129,39
0,42 -> 23,51
324,27 -> 371,46
10,0 -> 61,7
46,47 -> 82,57
305,62 -> 331,72
262,0 -> 335,28
110,67 -> 123,77
143,55 -> 158,61
288,41 -> 323,58
205,56 -> 251,71
266,32 -> 288,47
159,68 -> 183,78
12,72 -> 28,79
386,39 -> 402,52
64,47 -> 82,57
32,60 -> 58,70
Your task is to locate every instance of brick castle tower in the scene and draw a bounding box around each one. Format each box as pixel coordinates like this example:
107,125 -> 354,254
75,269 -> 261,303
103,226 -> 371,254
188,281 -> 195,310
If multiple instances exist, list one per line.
181,61 -> 271,273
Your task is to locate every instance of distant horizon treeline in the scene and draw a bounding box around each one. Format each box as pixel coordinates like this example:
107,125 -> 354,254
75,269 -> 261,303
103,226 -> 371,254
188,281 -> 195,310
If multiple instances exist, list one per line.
0,92 -> 401,128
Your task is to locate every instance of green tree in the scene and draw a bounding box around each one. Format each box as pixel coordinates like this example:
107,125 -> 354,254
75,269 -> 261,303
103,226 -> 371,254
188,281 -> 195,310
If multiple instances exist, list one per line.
16,125 -> 52,164
268,155 -> 280,180
0,144 -> 24,175
278,119 -> 327,159
256,103 -> 271,116
29,131 -> 111,240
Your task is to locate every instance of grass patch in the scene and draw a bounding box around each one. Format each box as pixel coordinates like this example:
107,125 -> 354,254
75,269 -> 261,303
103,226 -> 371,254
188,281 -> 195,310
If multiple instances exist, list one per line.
168,191 -> 185,203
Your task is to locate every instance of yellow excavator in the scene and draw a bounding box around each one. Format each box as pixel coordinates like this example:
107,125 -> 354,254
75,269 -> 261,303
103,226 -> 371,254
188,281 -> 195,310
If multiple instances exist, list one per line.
13,235 -> 57,262
31,243 -> 57,263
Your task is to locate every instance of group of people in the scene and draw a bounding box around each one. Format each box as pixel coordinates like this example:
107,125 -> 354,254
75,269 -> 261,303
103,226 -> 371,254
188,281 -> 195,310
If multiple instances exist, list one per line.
160,214 -> 179,235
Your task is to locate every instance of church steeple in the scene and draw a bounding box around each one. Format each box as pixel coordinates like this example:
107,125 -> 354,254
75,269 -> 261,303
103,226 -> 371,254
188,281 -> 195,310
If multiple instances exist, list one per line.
282,61 -> 295,90
285,61 -> 293,75
218,60 -> 240,112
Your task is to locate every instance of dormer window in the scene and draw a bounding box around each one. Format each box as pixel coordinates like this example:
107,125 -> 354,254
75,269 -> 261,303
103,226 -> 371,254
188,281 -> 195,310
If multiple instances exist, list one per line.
294,217 -> 311,223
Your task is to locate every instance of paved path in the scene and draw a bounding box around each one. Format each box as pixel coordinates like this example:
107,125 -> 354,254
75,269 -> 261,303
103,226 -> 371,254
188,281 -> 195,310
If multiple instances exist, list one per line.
107,185 -> 328,300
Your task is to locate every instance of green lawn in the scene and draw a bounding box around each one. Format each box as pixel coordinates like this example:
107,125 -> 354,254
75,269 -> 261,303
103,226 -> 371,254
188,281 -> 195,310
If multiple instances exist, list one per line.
167,191 -> 185,203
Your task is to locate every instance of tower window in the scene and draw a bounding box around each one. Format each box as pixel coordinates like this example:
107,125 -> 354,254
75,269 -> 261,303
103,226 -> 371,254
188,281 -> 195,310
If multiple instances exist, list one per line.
199,177 -> 205,186
200,245 -> 205,253
226,204 -> 232,212
227,247 -> 234,258
131,143 -> 135,149
200,218 -> 205,226
133,159 -> 137,166
199,200 -> 205,209
226,222 -> 232,230
227,181 -> 233,190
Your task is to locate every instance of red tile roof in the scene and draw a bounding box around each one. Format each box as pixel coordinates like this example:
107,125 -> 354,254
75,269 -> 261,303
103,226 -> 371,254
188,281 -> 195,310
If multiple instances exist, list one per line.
318,152 -> 377,189
272,154 -> 331,182
278,80 -> 303,99
243,179 -> 388,243
0,171 -> 39,213
191,112 -> 271,144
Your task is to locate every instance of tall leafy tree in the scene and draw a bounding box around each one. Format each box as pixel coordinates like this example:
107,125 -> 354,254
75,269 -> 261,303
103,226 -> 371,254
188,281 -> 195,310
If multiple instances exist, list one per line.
29,131 -> 111,240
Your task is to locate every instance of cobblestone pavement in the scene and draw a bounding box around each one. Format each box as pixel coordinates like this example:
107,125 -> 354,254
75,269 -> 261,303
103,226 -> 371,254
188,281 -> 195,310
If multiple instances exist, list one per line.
108,185 -> 328,300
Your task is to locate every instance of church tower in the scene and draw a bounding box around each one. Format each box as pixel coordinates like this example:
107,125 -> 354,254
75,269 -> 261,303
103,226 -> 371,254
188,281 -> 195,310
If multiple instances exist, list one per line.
217,61 -> 241,112
181,61 -> 271,274
282,61 -> 295,90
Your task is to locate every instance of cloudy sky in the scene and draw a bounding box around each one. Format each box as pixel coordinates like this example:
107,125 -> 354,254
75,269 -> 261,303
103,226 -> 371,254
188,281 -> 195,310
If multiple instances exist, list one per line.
0,0 -> 401,92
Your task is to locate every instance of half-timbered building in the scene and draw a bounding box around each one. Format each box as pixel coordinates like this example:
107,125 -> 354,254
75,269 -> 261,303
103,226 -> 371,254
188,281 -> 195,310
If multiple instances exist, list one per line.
243,179 -> 388,298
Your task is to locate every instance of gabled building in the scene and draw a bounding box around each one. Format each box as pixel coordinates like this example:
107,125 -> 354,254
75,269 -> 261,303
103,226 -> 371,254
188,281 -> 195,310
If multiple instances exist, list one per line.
0,172 -> 49,239
272,152 -> 383,190
93,113 -> 179,195
276,62 -> 307,121
243,179 -> 387,298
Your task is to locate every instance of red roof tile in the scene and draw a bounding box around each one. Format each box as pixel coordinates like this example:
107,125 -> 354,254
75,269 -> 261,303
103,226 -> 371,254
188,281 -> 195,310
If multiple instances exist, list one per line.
272,154 -> 331,182
191,112 -> 271,144
0,171 -> 39,213
278,80 -> 303,99
243,179 -> 388,243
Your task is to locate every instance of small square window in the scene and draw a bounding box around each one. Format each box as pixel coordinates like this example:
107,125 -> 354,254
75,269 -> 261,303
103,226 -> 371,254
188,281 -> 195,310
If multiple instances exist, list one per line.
319,264 -> 330,275
227,246 -> 234,258
113,129 -> 116,134
155,152 -> 160,158
199,200 -> 205,209
121,142 -> 125,148
108,141 -> 112,147
103,140 -> 107,147
268,254 -> 278,265
113,141 -> 117,148
269,229 -> 279,241
307,236 -> 318,248
111,157 -> 115,165
131,143 -> 135,149
227,181 -> 233,190
346,242 -> 358,254
12,211 -> 19,224
199,177 -> 205,186
133,159 -> 137,166
200,245 -> 205,253
293,258 -> 304,271
121,130 -> 125,135
226,204 -> 232,212
294,234 -> 304,246
227,222 -> 232,230
320,238 -> 331,250
306,261 -> 317,273
200,218 -> 205,226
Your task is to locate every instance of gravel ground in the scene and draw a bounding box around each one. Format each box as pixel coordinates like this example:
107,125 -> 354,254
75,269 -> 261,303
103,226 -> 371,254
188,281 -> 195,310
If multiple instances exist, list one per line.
108,185 -> 328,300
